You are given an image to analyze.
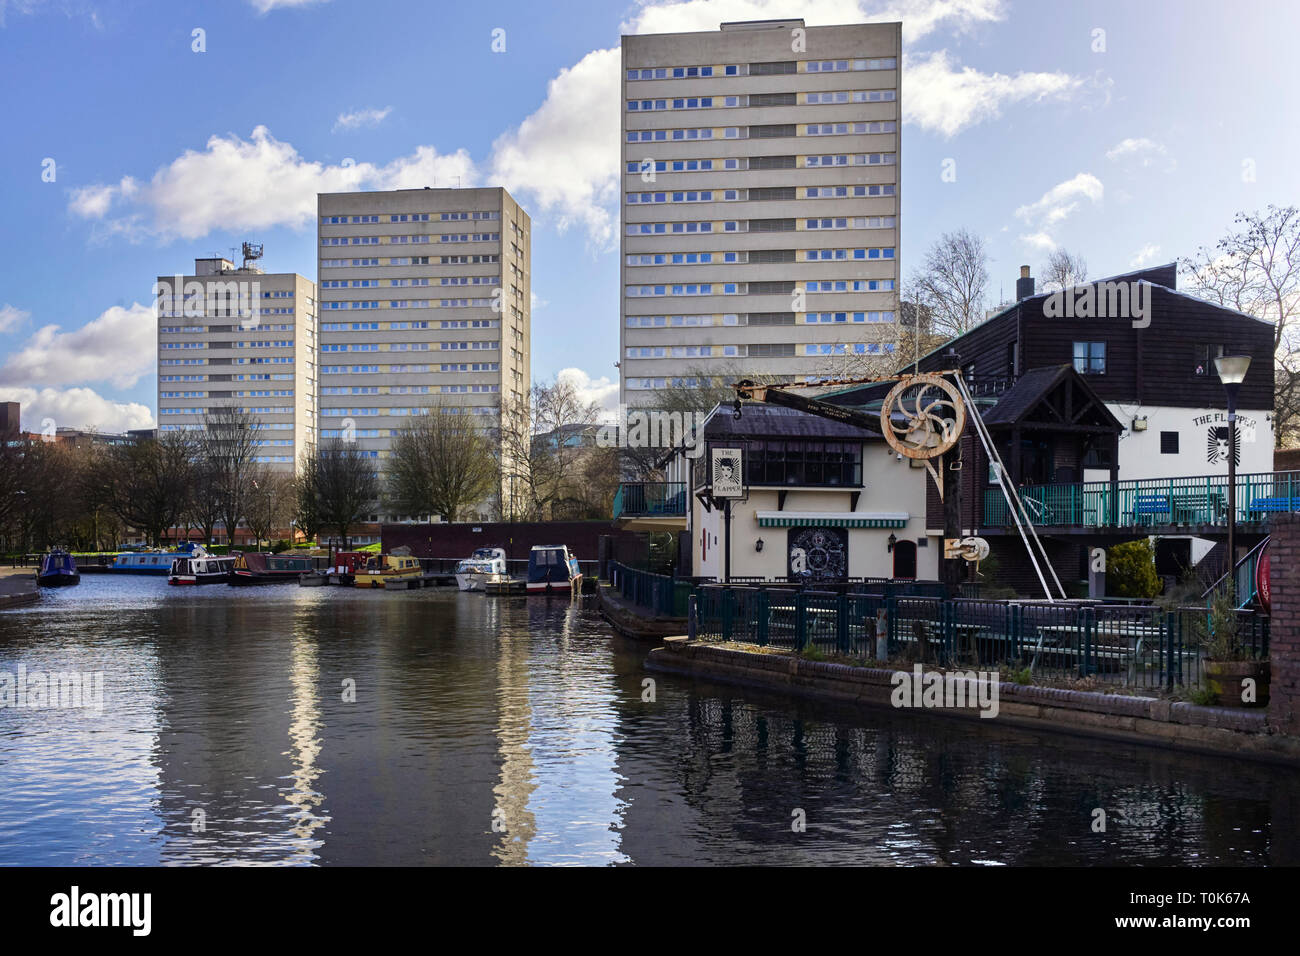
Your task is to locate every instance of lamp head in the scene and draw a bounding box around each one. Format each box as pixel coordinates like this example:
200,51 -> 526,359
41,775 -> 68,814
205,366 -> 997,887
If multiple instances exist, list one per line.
1215,354 -> 1251,386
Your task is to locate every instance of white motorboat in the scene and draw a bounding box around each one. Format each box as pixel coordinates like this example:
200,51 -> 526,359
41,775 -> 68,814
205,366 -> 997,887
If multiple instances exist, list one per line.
455,547 -> 508,591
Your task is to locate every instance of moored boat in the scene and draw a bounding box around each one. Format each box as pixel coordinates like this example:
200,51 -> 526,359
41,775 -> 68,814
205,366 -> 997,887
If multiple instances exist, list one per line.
298,570 -> 330,586
107,550 -> 177,575
168,546 -> 234,585
526,544 -> 580,594
229,552 -> 318,585
455,547 -> 508,591
35,549 -> 80,587
353,551 -> 423,589
326,550 -> 368,586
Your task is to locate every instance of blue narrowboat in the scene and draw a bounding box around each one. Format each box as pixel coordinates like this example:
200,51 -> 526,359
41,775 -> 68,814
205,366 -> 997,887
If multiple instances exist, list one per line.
35,549 -> 80,587
107,551 -> 176,575
526,544 -> 579,594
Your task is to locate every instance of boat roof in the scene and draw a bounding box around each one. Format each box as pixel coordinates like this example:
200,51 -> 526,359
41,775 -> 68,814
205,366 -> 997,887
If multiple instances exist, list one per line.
530,544 -> 569,550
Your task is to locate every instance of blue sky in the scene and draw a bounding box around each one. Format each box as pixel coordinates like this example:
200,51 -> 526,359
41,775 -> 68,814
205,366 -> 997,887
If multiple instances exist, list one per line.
0,0 -> 1296,432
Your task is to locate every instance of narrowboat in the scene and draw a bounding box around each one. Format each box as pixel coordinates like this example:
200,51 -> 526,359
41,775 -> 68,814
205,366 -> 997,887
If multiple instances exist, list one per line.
35,549 -> 80,587
353,553 -> 424,589
455,547 -> 508,591
229,552 -> 318,585
107,551 -> 176,575
526,545 -> 580,594
168,547 -> 235,585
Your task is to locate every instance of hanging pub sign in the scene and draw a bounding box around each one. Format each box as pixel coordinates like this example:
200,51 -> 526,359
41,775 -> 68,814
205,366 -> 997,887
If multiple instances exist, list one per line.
710,448 -> 744,498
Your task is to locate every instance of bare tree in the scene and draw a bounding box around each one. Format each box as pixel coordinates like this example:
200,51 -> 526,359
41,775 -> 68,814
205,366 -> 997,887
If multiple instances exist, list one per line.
500,379 -> 601,520
243,468 -> 293,549
907,229 -> 991,338
386,407 -> 499,522
292,450 -> 322,545
184,457 -> 225,546
201,404 -> 262,549
312,438 -> 379,551
891,300 -> 951,375
1040,248 -> 1089,292
98,432 -> 195,547
0,419 -> 30,540
1182,205 -> 1299,353
1183,206 -> 1300,446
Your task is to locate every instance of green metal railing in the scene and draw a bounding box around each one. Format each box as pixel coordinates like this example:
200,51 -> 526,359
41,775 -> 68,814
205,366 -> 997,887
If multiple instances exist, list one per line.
609,561 -> 695,617
692,586 -> 1269,691
983,470 -> 1300,529
613,482 -> 688,520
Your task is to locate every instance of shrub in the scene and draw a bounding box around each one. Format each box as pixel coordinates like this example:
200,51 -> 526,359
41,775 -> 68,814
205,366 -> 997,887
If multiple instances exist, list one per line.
1107,539 -> 1161,598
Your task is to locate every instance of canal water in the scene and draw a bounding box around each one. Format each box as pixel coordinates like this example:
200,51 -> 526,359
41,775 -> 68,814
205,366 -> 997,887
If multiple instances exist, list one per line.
0,575 -> 1295,866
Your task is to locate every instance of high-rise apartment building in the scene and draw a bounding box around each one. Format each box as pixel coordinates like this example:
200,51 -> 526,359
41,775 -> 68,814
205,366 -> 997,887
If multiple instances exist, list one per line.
316,187 -> 531,520
620,18 -> 901,404
155,256 -> 317,473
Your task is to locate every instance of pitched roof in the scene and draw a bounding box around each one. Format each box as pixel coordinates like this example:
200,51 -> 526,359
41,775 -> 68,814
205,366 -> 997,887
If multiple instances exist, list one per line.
703,402 -> 877,440
913,262 -> 1184,367
982,364 -> 1122,431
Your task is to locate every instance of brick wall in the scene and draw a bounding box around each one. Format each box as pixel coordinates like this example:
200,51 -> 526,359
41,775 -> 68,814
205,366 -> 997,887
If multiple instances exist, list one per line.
1269,515 -> 1300,735
381,520 -> 647,566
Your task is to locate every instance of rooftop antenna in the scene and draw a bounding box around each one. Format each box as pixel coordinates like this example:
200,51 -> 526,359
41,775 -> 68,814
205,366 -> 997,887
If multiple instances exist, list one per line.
241,242 -> 264,270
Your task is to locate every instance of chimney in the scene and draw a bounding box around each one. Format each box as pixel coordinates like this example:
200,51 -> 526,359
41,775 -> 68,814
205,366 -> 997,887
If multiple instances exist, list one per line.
1016,265 -> 1035,301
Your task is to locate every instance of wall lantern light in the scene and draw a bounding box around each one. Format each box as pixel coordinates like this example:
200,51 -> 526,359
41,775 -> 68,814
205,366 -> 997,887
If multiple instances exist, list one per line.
755,538 -> 764,553
887,533 -> 897,552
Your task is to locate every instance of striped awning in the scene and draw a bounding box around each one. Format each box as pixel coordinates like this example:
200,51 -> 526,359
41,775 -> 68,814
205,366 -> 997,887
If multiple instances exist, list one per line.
755,511 -> 909,529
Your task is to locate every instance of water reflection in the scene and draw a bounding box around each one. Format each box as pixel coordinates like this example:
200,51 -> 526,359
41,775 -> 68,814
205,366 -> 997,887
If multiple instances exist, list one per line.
0,575 -> 1296,866
283,624 -> 327,863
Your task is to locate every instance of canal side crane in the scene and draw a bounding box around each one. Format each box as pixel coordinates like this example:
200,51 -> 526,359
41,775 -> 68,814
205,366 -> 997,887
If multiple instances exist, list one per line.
731,371 -> 1064,600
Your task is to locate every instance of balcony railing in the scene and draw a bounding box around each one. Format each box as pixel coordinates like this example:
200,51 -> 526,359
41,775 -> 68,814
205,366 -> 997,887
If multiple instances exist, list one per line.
613,482 -> 688,520
983,470 -> 1300,529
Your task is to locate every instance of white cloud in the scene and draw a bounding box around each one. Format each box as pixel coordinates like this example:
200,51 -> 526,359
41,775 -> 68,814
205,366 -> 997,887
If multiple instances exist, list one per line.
0,302 -> 156,389
623,0 -> 1005,44
248,0 -> 328,13
1019,232 -> 1057,253
64,0 -> 1066,248
1106,137 -> 1166,165
67,176 -> 137,219
1130,243 -> 1161,268
1015,172 -> 1104,228
558,367 -> 620,416
0,304 -> 29,333
483,0 -> 1018,242
904,50 -> 1082,137
0,386 -> 155,434
333,106 -> 392,132
490,48 -> 622,249
69,127 -> 477,240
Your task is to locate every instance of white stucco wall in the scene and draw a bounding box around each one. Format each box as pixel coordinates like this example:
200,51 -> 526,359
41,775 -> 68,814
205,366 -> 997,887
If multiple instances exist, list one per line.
690,441 -> 939,580
1090,404 -> 1275,482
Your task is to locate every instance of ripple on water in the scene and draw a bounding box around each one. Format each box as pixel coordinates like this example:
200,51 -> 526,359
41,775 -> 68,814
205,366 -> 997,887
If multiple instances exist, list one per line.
0,575 -> 1296,865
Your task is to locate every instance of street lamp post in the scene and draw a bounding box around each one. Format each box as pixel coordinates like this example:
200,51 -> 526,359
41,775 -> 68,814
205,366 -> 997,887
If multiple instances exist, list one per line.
1215,354 -> 1252,600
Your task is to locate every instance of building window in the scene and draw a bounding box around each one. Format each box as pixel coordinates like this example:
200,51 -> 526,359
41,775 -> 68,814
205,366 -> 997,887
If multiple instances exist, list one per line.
743,439 -> 862,487
1194,344 -> 1225,377
1160,431 -> 1179,454
1073,341 -> 1106,375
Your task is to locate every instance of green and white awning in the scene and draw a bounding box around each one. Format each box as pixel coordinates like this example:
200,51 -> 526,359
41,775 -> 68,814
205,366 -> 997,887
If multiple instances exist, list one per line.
755,511 -> 909,529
